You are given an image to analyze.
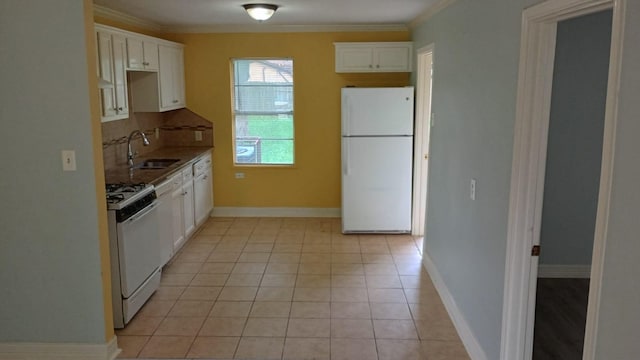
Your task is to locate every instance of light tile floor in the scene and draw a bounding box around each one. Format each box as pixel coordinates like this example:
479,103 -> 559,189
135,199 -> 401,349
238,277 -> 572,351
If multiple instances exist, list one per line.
117,217 -> 469,360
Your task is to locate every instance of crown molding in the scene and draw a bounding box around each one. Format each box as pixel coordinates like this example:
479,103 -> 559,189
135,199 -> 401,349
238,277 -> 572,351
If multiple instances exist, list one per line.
93,4 -> 163,32
163,23 -> 409,34
409,0 -> 458,28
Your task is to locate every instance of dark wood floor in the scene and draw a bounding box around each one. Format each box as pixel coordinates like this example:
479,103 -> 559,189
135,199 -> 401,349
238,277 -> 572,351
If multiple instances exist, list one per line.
533,278 -> 590,360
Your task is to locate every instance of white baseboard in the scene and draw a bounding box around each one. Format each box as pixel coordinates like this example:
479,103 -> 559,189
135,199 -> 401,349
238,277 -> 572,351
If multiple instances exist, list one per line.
422,251 -> 488,360
211,207 -> 341,218
538,264 -> 591,278
0,336 -> 120,360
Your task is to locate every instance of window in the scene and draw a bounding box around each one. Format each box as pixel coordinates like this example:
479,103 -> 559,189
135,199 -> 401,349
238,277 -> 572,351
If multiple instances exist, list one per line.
232,59 -> 294,165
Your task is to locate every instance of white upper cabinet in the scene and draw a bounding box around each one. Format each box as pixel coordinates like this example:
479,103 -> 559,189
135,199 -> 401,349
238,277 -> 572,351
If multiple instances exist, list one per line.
96,29 -> 129,122
126,37 -> 159,71
111,34 -> 129,117
334,42 -> 413,73
95,24 -> 185,119
129,43 -> 185,112
158,44 -> 186,110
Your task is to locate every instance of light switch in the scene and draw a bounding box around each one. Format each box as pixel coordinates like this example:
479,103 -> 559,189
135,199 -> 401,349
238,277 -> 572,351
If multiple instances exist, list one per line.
195,131 -> 203,141
62,150 -> 76,171
470,178 -> 476,200
235,172 -> 245,179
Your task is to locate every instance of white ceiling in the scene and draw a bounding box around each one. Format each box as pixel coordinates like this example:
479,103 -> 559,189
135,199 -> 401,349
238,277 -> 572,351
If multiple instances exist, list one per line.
93,0 -> 442,32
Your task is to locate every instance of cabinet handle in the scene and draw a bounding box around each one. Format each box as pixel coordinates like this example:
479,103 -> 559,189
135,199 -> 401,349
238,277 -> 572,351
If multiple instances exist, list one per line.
369,64 -> 373,68
376,64 -> 380,68
172,100 -> 179,103
143,62 -> 149,66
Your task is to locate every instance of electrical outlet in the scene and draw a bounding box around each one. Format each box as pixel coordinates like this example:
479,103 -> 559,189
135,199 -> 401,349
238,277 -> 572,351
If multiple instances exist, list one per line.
235,172 -> 245,179
195,131 -> 203,141
61,150 -> 76,171
470,178 -> 477,200
155,127 -> 160,139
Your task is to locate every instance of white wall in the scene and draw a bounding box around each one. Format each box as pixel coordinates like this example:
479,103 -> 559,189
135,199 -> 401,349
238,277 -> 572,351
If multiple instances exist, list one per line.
411,0 -> 523,358
0,0 -> 107,343
594,2 -> 640,358
413,0 -> 640,359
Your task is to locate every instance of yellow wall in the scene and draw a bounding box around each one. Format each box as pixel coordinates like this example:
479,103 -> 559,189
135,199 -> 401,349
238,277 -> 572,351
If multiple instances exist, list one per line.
170,31 -> 410,208
85,1 -> 114,341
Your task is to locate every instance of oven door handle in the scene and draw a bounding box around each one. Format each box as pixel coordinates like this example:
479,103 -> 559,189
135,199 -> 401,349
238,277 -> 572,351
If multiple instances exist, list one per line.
124,201 -> 159,224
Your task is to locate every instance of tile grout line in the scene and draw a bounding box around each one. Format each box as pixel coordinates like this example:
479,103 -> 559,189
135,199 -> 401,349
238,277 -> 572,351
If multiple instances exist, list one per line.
124,218 -> 440,359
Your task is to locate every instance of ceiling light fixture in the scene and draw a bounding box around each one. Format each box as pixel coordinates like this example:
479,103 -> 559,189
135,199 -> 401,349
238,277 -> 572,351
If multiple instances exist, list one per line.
243,3 -> 278,21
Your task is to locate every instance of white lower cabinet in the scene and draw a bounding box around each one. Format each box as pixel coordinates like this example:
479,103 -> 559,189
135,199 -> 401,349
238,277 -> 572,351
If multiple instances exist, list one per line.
182,167 -> 196,239
170,173 -> 186,252
156,178 -> 175,267
193,154 -> 213,227
159,153 -> 213,262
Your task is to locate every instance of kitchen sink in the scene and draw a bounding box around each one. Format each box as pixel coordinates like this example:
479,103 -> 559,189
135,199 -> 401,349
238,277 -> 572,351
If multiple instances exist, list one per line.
133,158 -> 180,169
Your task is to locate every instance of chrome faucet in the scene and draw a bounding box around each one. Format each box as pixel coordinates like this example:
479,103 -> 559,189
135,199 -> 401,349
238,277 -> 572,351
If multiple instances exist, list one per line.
127,130 -> 150,167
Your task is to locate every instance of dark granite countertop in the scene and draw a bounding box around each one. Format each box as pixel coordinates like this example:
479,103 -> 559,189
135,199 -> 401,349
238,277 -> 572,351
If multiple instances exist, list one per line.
104,146 -> 213,186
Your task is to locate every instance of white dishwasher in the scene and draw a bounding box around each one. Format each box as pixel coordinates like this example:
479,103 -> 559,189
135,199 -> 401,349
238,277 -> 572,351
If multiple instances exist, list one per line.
156,178 -> 175,267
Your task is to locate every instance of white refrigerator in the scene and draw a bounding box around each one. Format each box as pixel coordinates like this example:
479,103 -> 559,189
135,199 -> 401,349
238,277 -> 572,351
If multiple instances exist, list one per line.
341,87 -> 414,233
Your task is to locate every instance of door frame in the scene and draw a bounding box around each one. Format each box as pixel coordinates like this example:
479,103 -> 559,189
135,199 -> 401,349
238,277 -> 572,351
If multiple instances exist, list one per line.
500,0 -> 626,359
412,44 -> 434,236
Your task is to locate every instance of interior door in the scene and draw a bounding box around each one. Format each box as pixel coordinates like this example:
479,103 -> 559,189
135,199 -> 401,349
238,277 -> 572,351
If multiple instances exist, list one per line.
412,48 -> 433,236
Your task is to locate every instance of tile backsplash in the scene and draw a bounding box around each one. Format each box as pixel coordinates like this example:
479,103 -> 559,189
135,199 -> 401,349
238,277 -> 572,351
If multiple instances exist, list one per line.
162,108 -> 215,148
102,108 -> 214,170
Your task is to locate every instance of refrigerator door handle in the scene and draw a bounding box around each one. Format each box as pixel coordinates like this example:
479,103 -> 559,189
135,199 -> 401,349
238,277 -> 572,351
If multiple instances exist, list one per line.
343,95 -> 351,136
343,141 -> 350,176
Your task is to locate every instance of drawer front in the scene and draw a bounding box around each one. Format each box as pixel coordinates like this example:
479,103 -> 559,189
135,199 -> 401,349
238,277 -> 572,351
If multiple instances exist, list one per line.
193,154 -> 212,177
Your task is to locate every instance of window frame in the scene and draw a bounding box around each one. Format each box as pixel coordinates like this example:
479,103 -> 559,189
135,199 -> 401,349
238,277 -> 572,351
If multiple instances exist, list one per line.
231,58 -> 295,166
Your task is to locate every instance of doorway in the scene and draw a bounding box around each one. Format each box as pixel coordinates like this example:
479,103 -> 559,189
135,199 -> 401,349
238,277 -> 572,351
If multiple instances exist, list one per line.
500,0 -> 625,359
532,10 -> 613,359
412,46 -> 434,236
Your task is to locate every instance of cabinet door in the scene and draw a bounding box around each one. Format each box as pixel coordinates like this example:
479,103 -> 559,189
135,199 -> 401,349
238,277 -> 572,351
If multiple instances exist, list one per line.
374,45 -> 412,72
127,37 -> 158,71
159,45 -> 185,110
194,168 -> 213,227
157,191 -> 174,267
171,185 -> 185,252
111,34 -> 129,118
335,46 -> 374,72
96,31 -> 117,119
182,180 -> 196,239
335,42 -> 413,73
143,41 -> 159,70
172,47 -> 185,106
159,45 -> 175,109
126,37 -> 144,70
